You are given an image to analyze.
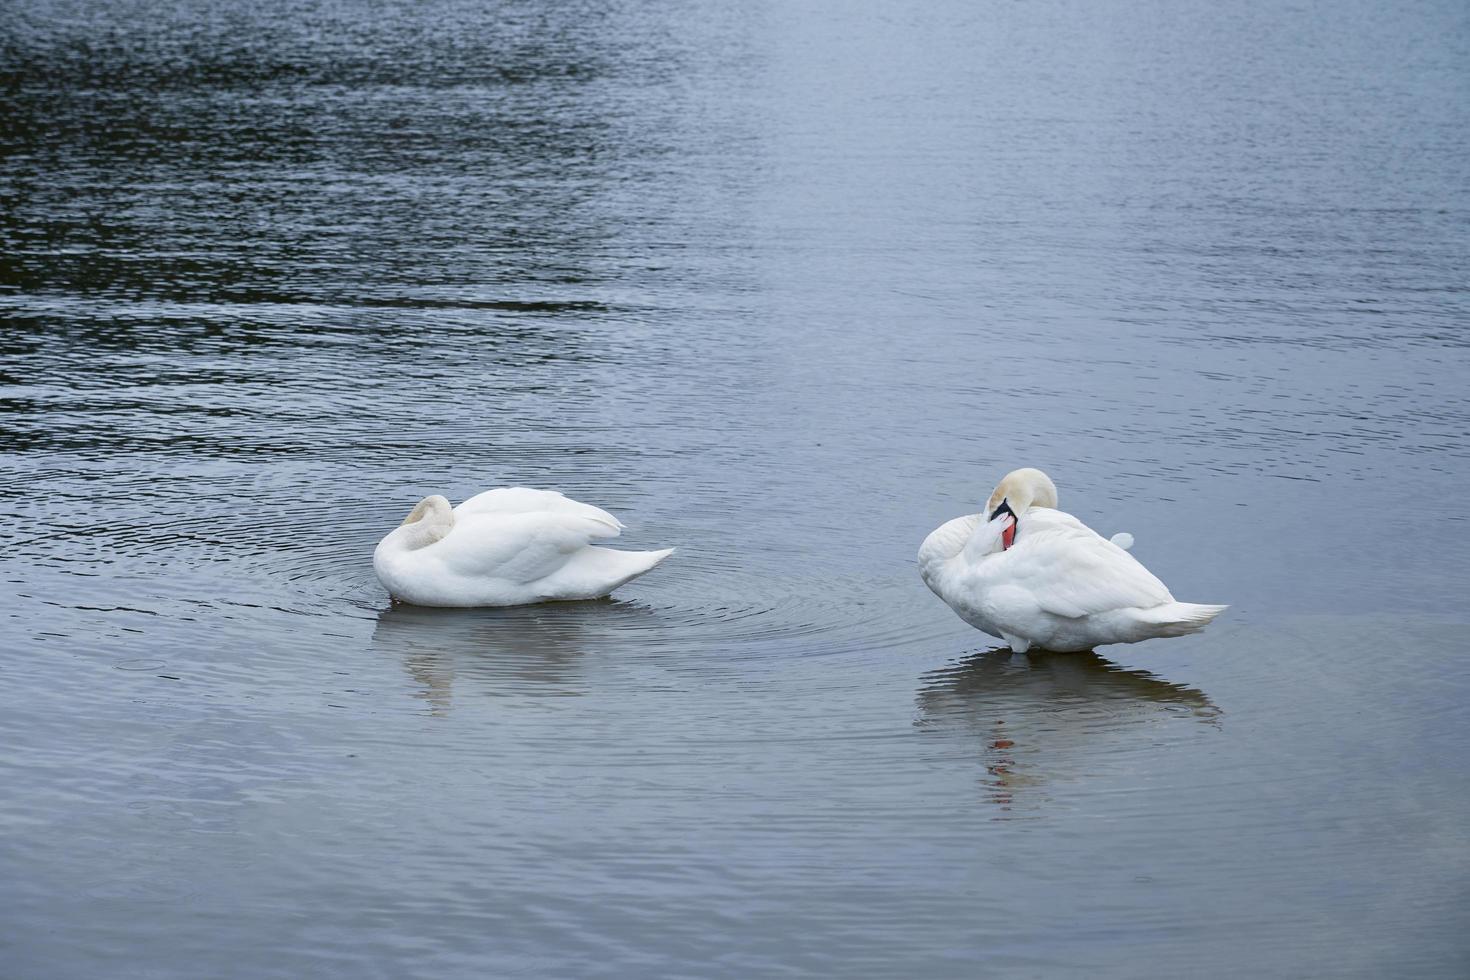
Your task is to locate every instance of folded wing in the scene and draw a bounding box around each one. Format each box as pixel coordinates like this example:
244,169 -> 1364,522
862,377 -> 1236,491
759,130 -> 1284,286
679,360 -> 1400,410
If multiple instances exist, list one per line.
1006,511 -> 1173,619
432,510 -> 622,586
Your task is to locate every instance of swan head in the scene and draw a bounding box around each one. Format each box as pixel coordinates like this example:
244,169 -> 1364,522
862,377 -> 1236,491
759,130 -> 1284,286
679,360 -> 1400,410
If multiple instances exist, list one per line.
383,494 -> 454,552
401,494 -> 452,527
984,468 -> 1058,550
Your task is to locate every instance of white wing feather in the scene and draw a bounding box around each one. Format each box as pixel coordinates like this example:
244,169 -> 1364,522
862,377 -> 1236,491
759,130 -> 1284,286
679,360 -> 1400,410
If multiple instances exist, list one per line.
989,510 -> 1172,619
429,511 -> 621,586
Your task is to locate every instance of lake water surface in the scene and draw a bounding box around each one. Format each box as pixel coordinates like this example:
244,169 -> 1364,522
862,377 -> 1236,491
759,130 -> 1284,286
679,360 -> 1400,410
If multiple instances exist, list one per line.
3,1 -> 1469,977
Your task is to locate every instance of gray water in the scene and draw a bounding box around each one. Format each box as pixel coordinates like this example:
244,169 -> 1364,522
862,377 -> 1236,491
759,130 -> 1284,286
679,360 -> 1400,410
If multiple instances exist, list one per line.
3,0 -> 1469,976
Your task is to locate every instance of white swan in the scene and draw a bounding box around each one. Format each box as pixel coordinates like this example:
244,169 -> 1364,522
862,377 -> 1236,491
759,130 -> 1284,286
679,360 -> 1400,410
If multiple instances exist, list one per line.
374,487 -> 673,607
918,468 -> 1226,653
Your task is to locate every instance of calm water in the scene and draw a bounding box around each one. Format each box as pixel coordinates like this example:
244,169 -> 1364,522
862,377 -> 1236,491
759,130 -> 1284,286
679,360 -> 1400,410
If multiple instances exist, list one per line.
3,0 -> 1469,976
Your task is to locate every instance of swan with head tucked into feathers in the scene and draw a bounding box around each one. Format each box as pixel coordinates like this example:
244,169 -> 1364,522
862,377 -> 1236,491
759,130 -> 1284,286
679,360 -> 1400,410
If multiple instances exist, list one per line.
918,468 -> 1226,652
374,487 -> 673,607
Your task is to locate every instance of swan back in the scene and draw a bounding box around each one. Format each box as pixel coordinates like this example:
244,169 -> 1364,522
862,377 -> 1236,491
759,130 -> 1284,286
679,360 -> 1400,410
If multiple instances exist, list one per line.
454,487 -> 624,531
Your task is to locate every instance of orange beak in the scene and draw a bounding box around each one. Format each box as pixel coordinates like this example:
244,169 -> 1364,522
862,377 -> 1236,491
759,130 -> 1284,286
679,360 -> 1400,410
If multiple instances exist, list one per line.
990,498 -> 1018,550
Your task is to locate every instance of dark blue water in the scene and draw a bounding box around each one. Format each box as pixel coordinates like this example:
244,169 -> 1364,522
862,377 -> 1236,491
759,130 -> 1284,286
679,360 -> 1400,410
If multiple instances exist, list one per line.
3,1 -> 1469,976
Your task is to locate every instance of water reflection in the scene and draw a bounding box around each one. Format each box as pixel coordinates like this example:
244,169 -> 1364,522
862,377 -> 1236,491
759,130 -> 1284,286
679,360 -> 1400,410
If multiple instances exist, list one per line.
369,600 -> 659,713
917,649 -> 1218,811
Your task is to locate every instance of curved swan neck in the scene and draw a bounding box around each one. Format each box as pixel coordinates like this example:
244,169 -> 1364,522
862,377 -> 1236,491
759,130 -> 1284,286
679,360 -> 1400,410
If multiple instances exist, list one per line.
393,495 -> 453,551
918,514 -> 984,573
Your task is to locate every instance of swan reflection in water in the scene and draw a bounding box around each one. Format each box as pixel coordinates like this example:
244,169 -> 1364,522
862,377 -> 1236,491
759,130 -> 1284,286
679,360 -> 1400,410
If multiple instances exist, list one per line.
370,600 -> 660,715
917,648 -> 1218,812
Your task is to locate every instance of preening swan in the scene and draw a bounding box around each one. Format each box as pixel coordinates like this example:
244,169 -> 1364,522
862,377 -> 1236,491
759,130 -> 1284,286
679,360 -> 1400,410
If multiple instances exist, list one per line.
918,468 -> 1226,653
374,487 -> 673,607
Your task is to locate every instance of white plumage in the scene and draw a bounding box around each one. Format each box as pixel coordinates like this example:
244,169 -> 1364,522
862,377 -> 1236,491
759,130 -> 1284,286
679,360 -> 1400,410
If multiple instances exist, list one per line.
373,488 -> 673,607
919,468 -> 1226,653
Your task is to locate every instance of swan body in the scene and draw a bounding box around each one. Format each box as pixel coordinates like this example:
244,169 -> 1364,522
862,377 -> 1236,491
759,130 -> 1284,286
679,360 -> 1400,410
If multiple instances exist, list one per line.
919,468 -> 1226,653
374,489 -> 673,607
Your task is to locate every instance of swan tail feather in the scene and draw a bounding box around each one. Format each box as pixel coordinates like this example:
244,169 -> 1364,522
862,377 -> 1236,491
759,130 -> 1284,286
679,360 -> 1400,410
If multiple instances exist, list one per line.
545,547 -> 674,599
589,547 -> 674,595
1139,602 -> 1228,637
1110,532 -> 1134,551
623,547 -> 675,578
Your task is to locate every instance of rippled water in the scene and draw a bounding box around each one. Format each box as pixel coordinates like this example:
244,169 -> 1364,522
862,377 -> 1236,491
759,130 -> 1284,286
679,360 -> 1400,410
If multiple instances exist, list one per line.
3,0 -> 1469,976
